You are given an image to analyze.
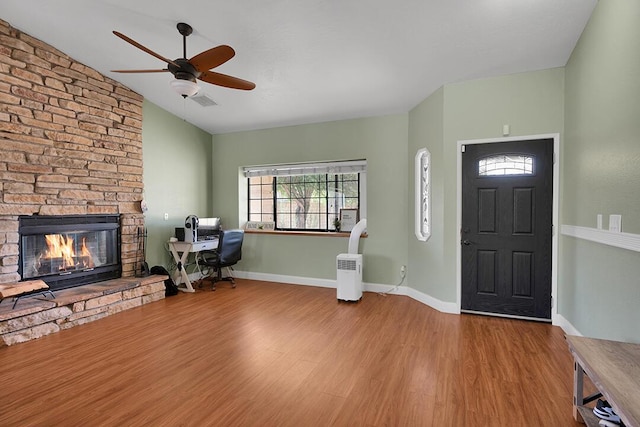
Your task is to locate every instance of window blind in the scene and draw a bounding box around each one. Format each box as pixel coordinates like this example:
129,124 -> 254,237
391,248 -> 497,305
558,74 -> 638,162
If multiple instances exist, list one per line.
243,159 -> 366,178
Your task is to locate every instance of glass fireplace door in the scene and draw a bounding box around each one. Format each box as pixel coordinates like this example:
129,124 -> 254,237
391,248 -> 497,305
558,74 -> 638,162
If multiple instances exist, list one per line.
18,215 -> 121,291
21,229 -> 118,279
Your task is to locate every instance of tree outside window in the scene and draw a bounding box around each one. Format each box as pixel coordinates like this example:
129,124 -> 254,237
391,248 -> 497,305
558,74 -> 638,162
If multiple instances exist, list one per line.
248,173 -> 360,231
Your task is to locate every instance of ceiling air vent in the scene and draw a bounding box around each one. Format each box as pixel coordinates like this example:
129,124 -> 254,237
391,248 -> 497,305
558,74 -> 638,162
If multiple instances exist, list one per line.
190,94 -> 218,107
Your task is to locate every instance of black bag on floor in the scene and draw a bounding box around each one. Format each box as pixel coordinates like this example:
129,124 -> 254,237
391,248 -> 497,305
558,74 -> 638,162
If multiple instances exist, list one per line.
150,265 -> 179,296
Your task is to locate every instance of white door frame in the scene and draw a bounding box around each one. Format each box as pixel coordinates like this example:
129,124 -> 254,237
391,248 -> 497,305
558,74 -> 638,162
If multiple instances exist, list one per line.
456,133 -> 560,323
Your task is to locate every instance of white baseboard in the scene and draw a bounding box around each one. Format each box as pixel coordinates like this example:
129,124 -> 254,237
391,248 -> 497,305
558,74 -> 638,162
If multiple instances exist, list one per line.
197,270 -> 579,327
553,313 -> 583,337
233,270 -> 459,314
362,281 -> 406,294
406,287 -> 460,314
232,270 -> 336,289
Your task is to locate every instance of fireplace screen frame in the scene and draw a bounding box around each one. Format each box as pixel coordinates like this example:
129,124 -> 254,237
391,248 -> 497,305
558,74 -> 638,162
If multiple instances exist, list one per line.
18,214 -> 122,291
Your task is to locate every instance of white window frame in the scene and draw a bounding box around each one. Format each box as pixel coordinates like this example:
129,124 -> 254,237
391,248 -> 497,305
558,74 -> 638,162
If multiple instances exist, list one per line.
239,160 -> 367,231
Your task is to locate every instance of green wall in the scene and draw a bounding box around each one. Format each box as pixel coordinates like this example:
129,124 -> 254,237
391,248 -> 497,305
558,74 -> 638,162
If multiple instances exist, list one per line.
560,0 -> 640,342
563,0 -> 640,232
211,115 -> 409,285
138,0 -> 640,343
142,100 -> 213,268
408,88 -> 446,299
408,68 -> 565,303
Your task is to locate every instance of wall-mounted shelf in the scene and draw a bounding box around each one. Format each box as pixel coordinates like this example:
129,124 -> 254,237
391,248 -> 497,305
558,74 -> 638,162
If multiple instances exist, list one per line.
560,225 -> 640,253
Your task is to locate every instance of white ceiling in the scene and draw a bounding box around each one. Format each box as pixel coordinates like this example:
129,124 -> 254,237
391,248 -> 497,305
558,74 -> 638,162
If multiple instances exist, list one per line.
2,0 -> 597,135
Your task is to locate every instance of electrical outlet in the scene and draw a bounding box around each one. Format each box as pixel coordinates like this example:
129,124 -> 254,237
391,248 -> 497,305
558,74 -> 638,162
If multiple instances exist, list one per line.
609,214 -> 622,233
164,213 -> 169,221
400,265 -> 406,275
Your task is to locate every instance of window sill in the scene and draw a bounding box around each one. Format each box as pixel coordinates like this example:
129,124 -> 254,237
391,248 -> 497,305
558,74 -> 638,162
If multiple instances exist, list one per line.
244,229 -> 367,238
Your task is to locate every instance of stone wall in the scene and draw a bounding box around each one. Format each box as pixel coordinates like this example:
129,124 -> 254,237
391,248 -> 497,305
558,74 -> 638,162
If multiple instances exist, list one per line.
0,19 -> 144,284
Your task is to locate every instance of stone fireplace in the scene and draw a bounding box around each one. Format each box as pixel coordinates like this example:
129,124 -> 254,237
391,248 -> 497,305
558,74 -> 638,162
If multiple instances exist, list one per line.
0,20 -> 168,346
0,19 -> 144,287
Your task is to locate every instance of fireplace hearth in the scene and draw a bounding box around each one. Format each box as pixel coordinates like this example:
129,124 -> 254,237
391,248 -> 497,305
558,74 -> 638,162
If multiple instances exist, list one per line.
18,215 -> 122,291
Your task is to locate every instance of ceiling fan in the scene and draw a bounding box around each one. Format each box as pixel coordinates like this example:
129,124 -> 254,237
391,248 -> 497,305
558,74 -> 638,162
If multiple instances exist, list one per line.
111,22 -> 255,97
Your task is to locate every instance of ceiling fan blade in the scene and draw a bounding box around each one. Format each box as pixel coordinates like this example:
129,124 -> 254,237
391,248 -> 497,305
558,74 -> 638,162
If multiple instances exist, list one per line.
189,45 -> 235,72
113,31 -> 179,67
199,70 -> 256,90
111,69 -> 169,73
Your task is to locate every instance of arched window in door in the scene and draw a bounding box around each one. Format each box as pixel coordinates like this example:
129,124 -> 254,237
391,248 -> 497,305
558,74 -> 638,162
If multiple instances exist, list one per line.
478,154 -> 534,176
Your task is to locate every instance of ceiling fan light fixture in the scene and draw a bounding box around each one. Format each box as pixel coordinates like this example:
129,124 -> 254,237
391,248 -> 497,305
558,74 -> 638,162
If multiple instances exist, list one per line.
170,79 -> 199,98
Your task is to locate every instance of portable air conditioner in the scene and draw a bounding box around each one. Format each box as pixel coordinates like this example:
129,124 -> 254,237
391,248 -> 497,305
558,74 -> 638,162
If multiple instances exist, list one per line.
336,253 -> 363,302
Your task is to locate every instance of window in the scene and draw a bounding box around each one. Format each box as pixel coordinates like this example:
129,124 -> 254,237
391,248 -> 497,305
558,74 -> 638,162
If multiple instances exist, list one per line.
478,154 -> 534,176
244,160 -> 366,231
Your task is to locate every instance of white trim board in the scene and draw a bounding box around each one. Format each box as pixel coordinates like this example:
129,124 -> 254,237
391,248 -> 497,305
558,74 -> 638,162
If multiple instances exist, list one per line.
203,270 -> 577,334
561,225 -> 640,253
232,270 -> 458,314
554,314 -> 583,337
232,270 -> 336,289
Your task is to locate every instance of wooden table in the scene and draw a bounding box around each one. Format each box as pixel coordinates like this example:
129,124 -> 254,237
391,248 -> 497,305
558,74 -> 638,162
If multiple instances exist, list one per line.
167,239 -> 218,292
566,335 -> 640,427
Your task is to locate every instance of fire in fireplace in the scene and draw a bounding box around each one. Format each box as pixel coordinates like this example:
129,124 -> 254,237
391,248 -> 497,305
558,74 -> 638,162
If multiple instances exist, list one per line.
38,233 -> 95,273
19,215 -> 122,291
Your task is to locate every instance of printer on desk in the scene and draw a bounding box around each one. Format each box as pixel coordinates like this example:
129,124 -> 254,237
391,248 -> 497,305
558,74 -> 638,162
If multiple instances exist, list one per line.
175,216 -> 221,242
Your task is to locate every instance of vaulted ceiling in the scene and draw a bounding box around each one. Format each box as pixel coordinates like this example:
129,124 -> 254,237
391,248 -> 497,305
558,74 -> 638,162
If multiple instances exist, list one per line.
2,0 -> 597,135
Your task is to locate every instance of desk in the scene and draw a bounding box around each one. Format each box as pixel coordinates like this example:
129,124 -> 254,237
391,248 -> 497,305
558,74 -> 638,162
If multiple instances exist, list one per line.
566,335 -> 640,427
168,239 -> 218,292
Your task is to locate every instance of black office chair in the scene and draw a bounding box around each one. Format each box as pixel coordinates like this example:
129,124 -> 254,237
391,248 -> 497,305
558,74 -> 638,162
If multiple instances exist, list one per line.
197,229 -> 244,290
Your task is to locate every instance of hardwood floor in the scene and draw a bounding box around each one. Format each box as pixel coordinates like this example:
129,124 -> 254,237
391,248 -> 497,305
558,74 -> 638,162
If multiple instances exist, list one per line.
1,280 -> 583,426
